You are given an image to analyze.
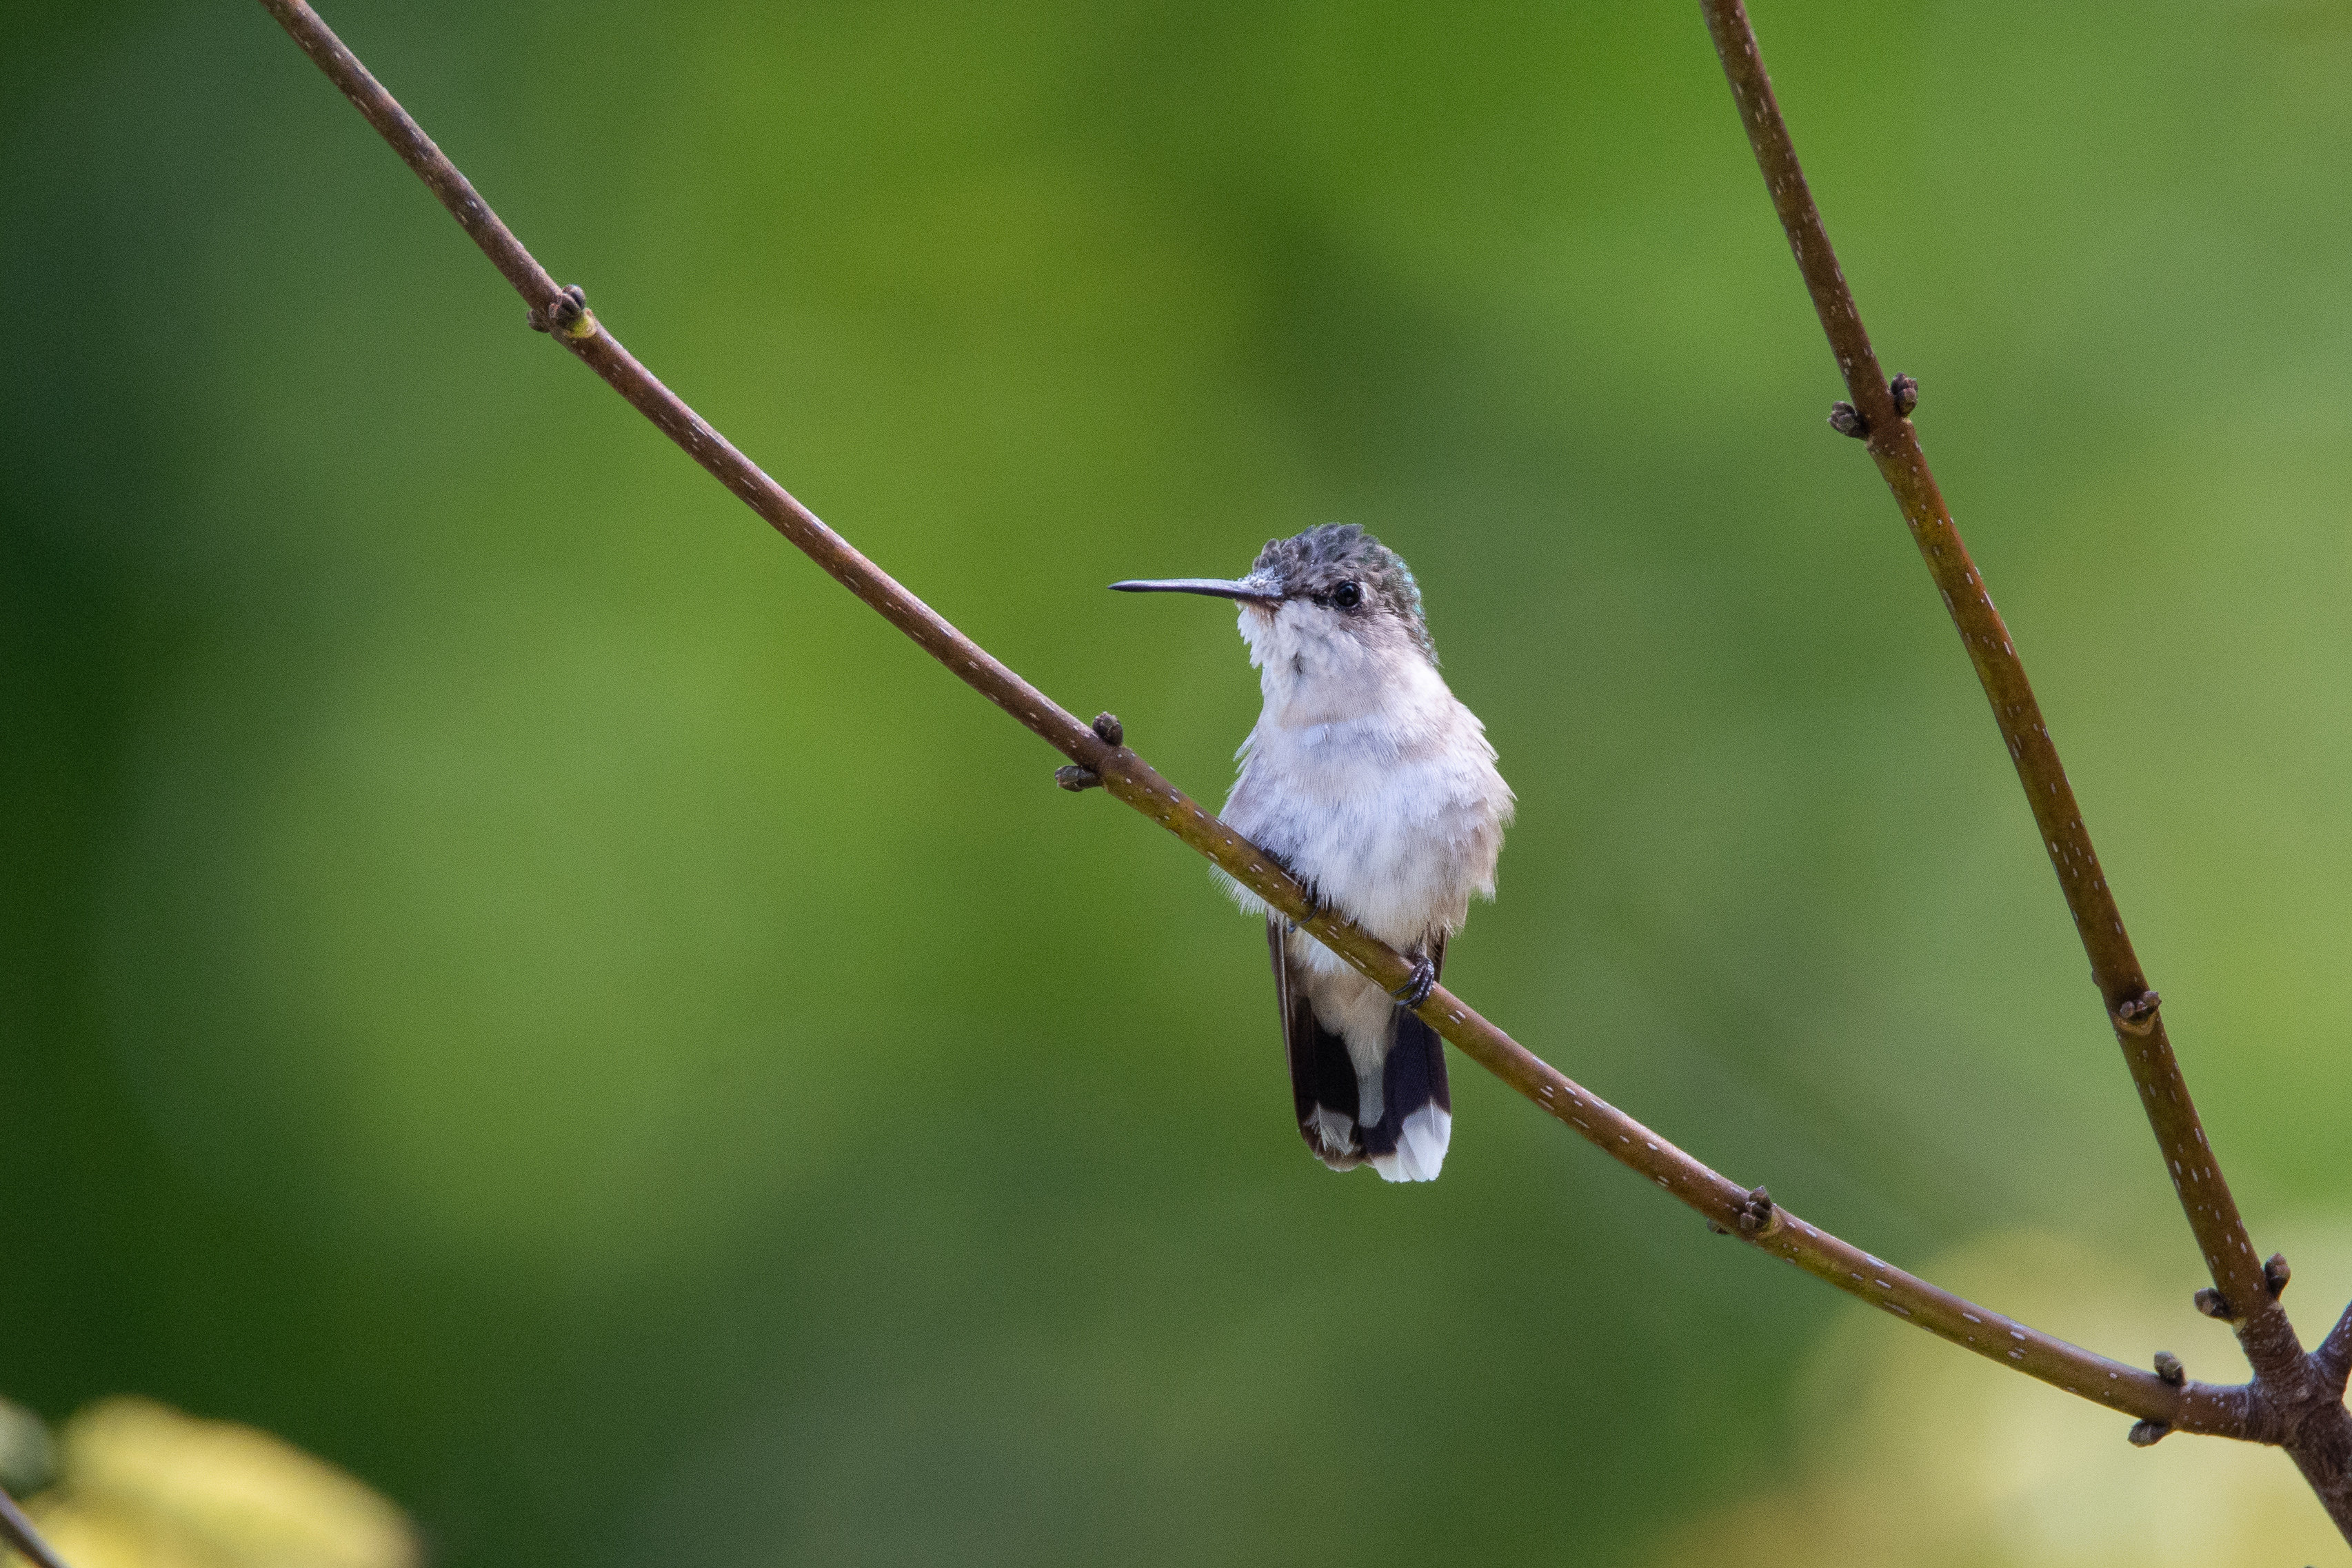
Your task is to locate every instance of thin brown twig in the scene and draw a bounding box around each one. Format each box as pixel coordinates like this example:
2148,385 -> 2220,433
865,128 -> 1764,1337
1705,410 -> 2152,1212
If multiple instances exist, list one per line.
0,1484 -> 69,1568
1698,0 -> 2352,1536
254,0 -> 2235,1453
2316,1303 -> 2352,1399
1700,0 -> 2266,1335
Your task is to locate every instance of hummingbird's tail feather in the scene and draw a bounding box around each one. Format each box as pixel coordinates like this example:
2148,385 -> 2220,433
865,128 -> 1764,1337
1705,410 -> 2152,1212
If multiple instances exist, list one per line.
1298,1032 -> 1366,1171
1269,917 -> 1456,1180
1365,1005 -> 1451,1183
1271,918 -> 1365,1169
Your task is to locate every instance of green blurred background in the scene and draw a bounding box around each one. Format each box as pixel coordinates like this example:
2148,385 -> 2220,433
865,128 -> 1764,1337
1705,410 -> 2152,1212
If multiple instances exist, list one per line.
6,0 -> 2352,1562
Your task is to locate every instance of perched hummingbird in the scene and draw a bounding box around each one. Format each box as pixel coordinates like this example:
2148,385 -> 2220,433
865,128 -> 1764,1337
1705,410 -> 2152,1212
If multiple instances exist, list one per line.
1114,525 -> 1513,1182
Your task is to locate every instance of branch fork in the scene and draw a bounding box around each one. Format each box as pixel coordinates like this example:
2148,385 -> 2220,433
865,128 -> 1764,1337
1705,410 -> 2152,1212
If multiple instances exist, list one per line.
241,0 -> 2352,1543
1703,0 -> 2352,1531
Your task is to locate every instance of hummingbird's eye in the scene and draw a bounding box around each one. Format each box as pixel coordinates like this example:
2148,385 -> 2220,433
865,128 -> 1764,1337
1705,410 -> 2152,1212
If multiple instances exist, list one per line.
1331,581 -> 1363,610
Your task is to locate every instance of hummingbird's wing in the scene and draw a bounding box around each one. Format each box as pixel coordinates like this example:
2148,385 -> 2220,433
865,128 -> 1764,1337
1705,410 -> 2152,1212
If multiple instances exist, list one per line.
1269,917 -> 1363,1170
1361,935 -> 1452,1183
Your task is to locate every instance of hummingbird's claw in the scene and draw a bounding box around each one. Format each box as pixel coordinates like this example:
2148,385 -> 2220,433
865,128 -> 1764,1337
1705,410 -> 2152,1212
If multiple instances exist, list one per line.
1392,957 -> 1437,1009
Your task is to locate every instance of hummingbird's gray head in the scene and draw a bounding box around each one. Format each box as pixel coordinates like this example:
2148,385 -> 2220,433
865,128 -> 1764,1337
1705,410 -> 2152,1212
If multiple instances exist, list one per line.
1109,523 -> 1436,666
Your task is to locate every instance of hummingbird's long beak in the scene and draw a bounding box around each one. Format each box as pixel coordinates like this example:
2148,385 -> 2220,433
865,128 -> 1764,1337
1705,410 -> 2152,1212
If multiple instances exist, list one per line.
1107,576 -> 1282,603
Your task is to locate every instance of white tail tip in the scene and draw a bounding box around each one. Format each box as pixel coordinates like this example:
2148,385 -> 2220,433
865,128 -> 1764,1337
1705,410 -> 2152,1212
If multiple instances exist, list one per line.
1369,1105 -> 1451,1183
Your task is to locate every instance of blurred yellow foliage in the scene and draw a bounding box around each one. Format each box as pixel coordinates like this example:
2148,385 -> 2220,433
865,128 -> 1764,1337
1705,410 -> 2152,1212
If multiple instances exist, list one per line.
4,1400 -> 416,1568
1651,1229 -> 2351,1567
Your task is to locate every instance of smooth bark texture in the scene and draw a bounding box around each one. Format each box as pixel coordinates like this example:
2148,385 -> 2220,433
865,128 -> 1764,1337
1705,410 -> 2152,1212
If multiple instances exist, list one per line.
1700,0 -> 2352,1536
236,0 -> 2352,1534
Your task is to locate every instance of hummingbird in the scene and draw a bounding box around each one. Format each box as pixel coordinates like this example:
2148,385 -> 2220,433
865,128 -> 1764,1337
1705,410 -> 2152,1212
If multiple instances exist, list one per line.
1113,525 -> 1513,1181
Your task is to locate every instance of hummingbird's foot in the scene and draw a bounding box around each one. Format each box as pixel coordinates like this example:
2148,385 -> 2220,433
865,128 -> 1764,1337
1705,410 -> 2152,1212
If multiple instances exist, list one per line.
1391,957 -> 1438,1009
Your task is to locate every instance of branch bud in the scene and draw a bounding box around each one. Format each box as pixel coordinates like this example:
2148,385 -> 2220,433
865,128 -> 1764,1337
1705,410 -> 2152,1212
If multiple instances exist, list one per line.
2193,1287 -> 2235,1321
1890,373 -> 1920,417
1827,401 -> 1868,439
2265,1253 -> 2291,1298
2127,1419 -> 2171,1447
2153,1351 -> 2185,1386
528,284 -> 595,339
2112,989 -> 2161,1036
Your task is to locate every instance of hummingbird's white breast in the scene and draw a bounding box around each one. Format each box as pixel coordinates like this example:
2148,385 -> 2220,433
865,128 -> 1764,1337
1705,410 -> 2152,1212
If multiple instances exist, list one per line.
1218,597 -> 1513,974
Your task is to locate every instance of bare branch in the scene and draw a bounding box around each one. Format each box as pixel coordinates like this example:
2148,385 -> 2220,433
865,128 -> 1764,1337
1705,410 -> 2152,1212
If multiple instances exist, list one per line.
2315,1302 -> 2352,1400
250,0 -> 2211,1445
1697,0 -> 2275,1348
0,1484 -> 69,1568
1696,0 -> 2352,1535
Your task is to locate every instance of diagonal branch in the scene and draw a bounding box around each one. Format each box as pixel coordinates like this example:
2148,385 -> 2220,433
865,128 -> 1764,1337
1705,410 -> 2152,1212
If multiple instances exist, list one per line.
2317,1303 -> 2352,1400
1698,0 -> 2352,1538
252,0 -> 2218,1445
1697,0 -> 2275,1347
0,1484 -> 70,1568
